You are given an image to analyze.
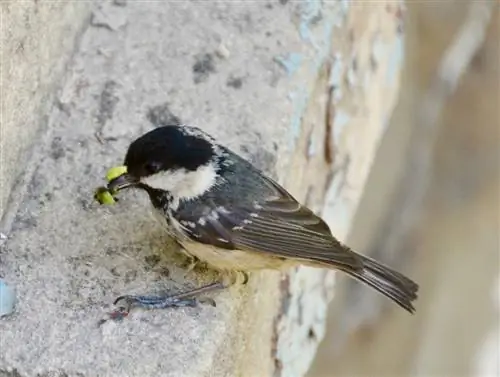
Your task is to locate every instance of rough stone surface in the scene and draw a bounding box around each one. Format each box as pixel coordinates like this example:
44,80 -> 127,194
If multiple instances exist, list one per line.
0,1 -> 402,376
0,1 -> 91,222
273,3 -> 405,375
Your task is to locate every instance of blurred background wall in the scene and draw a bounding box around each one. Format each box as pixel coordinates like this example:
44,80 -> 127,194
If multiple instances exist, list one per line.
309,2 -> 499,376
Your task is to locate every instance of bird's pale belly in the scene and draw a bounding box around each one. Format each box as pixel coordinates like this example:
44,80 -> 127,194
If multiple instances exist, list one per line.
152,208 -> 294,271
178,238 -> 293,272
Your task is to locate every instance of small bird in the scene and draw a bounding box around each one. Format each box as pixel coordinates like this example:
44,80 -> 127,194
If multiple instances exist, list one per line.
103,125 -> 418,316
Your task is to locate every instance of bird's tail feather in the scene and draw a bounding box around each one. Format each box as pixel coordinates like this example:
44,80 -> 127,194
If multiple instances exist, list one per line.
337,254 -> 419,313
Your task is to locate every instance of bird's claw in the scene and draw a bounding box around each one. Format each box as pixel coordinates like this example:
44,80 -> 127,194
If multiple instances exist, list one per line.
98,306 -> 130,326
100,293 -> 216,324
99,281 -> 225,324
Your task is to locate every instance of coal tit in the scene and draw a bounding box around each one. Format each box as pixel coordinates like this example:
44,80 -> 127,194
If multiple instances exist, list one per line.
104,125 -> 418,315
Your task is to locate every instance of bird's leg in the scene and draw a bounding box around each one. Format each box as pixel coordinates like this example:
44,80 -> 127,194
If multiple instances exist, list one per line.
114,282 -> 223,311
105,271 -> 247,322
102,284 -> 221,323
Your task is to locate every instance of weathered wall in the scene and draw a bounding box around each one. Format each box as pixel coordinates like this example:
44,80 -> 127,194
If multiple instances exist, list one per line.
310,2 -> 499,376
0,2 -> 404,376
0,1 -> 91,222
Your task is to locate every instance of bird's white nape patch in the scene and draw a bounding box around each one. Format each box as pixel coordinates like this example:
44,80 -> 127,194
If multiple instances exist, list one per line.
141,163 -> 218,200
178,125 -> 216,143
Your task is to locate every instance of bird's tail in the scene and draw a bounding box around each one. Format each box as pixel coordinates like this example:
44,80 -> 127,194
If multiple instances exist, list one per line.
337,254 -> 419,313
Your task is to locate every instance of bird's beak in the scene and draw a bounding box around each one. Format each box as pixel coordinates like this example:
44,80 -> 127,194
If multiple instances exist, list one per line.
106,166 -> 139,192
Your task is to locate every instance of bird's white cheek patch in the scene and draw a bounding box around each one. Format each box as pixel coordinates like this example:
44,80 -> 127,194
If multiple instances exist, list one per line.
141,163 -> 218,200
141,171 -> 177,192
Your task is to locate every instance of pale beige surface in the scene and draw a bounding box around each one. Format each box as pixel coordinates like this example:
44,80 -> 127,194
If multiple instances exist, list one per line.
310,3 -> 499,377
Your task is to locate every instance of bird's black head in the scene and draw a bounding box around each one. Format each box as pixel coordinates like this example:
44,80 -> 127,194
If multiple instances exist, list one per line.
106,125 -> 221,201
124,125 -> 216,179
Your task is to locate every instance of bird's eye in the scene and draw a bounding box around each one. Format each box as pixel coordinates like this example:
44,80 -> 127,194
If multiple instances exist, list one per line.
144,161 -> 161,175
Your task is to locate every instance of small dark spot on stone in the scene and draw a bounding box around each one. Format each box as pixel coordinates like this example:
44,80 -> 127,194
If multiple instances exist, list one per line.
78,197 -> 92,211
113,0 -> 127,6
265,31 -> 272,37
147,102 -> 182,126
274,359 -> 284,376
273,142 -> 278,151
50,137 -> 65,160
104,247 -> 116,256
266,3 -> 273,9
144,254 -> 161,268
124,270 -> 137,283
70,218 -> 81,228
78,138 -> 89,148
240,144 -> 250,155
193,53 -> 216,84
39,191 -> 53,205
279,0 -> 288,4
308,327 -> 317,340
159,267 -> 170,278
97,80 -> 119,126
55,99 -> 71,115
227,76 -> 243,89
110,267 -> 120,277
83,163 -> 93,175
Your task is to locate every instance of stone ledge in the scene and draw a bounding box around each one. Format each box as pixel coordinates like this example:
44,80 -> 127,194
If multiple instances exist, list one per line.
0,2 -> 402,376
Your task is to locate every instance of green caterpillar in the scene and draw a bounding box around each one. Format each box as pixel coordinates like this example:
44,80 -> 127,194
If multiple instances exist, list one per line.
94,166 -> 128,205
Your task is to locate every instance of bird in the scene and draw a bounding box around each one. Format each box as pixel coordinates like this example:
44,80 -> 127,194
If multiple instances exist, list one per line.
102,124 -> 418,316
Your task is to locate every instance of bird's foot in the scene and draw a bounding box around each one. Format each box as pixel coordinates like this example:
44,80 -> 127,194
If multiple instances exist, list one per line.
114,294 -> 204,311
101,281 -> 224,324
99,295 -> 215,325
100,273 -> 250,324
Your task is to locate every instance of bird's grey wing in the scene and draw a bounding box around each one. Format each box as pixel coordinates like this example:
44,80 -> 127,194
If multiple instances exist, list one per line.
174,175 -> 361,268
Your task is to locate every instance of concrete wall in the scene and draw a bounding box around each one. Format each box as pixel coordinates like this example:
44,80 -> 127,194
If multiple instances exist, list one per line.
0,2 -> 403,376
0,1 -> 91,222
310,2 -> 499,376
